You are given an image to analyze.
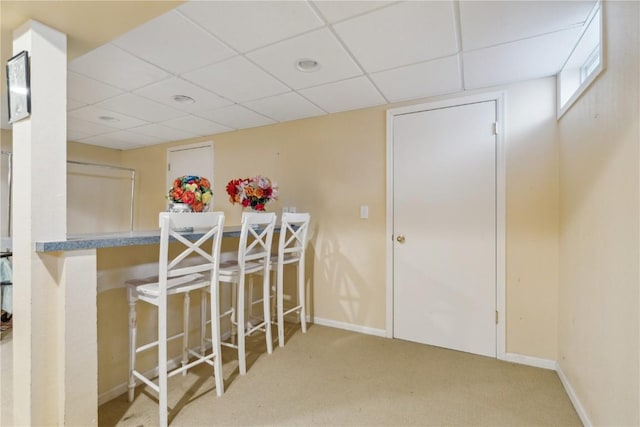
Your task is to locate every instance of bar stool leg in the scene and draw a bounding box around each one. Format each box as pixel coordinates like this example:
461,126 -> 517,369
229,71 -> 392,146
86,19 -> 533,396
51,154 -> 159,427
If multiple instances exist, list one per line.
182,292 -> 190,376
298,260 -> 307,334
127,289 -> 137,402
277,262 -> 285,347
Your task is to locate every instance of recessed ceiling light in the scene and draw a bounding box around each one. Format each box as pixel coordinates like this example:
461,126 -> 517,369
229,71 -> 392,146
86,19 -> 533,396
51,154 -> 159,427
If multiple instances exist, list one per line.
295,58 -> 321,73
98,115 -> 119,123
172,94 -> 195,104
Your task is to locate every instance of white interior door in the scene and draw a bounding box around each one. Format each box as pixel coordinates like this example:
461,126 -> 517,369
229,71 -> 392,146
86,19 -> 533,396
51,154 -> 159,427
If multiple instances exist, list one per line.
392,101 -> 497,357
167,142 -> 214,206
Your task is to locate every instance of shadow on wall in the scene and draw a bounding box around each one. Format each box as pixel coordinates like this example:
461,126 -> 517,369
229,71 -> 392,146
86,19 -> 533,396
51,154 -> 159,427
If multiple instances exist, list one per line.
310,222 -> 375,326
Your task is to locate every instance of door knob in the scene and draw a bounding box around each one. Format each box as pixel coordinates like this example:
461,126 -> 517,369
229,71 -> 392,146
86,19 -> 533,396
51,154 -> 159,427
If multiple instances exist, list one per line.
396,235 -> 405,243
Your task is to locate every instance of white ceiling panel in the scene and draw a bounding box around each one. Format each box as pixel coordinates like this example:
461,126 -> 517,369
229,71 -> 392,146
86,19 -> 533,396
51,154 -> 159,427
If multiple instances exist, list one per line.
178,1 -> 323,53
245,92 -> 326,122
112,10 -> 235,74
96,93 -> 186,123
460,1 -> 596,51
312,1 -> 396,24
163,115 -> 233,136
68,117 -> 119,137
67,98 -> 86,111
370,55 -> 462,102
129,124 -> 200,142
182,56 -> 290,103
134,77 -> 233,113
197,105 -> 276,129
69,105 -> 149,130
67,129 -> 93,142
333,1 -> 458,73
69,44 -> 170,91
248,29 -> 362,90
68,72 -> 123,105
463,26 -> 583,89
299,76 -> 386,113
79,131 -> 162,150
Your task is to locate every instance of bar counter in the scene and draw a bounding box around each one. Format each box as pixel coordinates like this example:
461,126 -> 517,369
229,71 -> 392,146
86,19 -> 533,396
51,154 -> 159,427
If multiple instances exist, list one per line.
34,226 -> 246,252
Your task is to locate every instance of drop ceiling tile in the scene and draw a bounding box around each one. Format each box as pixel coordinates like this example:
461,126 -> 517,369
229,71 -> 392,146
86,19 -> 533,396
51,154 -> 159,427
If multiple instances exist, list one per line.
460,0 -> 596,51
67,129 -> 93,142
370,55 -> 462,102
67,98 -> 86,111
299,76 -> 386,113
312,1 -> 396,23
68,117 -> 119,137
196,105 -> 276,129
69,44 -> 170,91
134,77 -> 233,113
79,131 -> 161,150
129,124 -> 200,142
68,105 -> 149,130
244,92 -> 326,122
247,29 -> 362,90
463,26 -> 583,89
178,1 -> 323,52
163,115 -> 233,136
333,1 -> 458,73
112,10 -> 235,74
182,56 -> 290,103
97,93 -> 187,123
68,72 -> 123,104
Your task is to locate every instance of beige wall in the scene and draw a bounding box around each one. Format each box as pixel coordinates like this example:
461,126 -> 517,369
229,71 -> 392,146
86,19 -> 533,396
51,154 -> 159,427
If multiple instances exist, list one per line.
0,129 -> 12,151
557,1 -> 639,425
504,79 -> 559,359
1,129 -> 13,237
118,77 -> 559,355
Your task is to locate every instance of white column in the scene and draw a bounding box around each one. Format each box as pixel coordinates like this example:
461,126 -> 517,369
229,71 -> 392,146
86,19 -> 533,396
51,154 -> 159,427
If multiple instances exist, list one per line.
11,20 -> 97,425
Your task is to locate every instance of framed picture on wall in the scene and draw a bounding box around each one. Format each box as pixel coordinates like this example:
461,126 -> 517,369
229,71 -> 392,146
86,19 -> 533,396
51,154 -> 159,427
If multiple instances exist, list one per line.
6,50 -> 31,124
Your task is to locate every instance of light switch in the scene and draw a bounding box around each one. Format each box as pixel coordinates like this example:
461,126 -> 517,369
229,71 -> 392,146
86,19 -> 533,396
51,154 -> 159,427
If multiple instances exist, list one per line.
360,205 -> 368,219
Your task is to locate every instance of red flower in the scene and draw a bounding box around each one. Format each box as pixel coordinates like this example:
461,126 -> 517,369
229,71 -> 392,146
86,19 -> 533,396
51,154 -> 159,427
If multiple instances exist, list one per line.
192,200 -> 204,212
226,179 -> 241,197
181,191 -> 195,205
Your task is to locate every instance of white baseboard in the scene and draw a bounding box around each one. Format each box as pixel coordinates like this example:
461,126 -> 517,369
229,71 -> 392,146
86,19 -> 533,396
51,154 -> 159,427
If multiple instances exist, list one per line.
556,362 -> 592,427
310,316 -> 387,337
499,352 -> 556,370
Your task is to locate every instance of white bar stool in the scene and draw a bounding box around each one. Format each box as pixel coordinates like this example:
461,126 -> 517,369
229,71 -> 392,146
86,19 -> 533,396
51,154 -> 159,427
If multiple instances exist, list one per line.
126,212 -> 225,426
203,211 -> 276,376
271,212 -> 311,347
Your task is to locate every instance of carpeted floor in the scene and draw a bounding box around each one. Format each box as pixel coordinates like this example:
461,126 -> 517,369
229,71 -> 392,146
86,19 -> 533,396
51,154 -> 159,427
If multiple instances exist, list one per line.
98,324 -> 581,426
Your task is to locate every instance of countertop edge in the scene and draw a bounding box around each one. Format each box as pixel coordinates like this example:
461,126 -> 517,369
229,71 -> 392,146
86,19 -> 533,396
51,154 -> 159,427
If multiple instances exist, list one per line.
34,228 -> 245,252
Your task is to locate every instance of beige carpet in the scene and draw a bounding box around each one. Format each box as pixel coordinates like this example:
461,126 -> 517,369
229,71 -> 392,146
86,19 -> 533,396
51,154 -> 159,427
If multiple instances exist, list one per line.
99,325 -> 581,426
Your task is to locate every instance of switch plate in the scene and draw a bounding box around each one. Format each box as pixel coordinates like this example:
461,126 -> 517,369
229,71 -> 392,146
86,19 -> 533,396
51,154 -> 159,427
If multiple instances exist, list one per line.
360,205 -> 368,219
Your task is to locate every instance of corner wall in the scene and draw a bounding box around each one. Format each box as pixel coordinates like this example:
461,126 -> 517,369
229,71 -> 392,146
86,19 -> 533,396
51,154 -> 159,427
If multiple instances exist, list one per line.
557,1 -> 639,424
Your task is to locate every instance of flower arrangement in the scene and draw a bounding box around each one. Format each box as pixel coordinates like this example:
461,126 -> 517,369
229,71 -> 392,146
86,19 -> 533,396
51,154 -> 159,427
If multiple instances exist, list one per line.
167,175 -> 213,212
226,175 -> 278,211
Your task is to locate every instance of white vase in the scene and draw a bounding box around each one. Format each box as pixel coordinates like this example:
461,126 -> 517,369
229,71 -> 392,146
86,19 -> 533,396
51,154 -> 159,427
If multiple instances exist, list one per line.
168,202 -> 192,213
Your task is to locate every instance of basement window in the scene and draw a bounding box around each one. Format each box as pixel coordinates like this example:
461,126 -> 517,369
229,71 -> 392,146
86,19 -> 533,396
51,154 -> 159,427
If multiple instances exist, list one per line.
557,1 -> 603,118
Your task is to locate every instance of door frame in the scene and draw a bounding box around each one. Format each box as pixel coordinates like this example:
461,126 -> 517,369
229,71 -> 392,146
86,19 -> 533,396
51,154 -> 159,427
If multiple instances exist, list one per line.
385,91 -> 507,359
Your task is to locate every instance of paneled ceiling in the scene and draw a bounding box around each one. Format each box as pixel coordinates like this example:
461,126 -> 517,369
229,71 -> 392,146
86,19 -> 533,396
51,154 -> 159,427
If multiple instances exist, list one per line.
2,1 -> 597,150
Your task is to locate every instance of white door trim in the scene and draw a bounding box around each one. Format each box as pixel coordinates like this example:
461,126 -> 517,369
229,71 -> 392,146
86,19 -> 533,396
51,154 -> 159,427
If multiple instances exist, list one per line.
385,91 -> 507,358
